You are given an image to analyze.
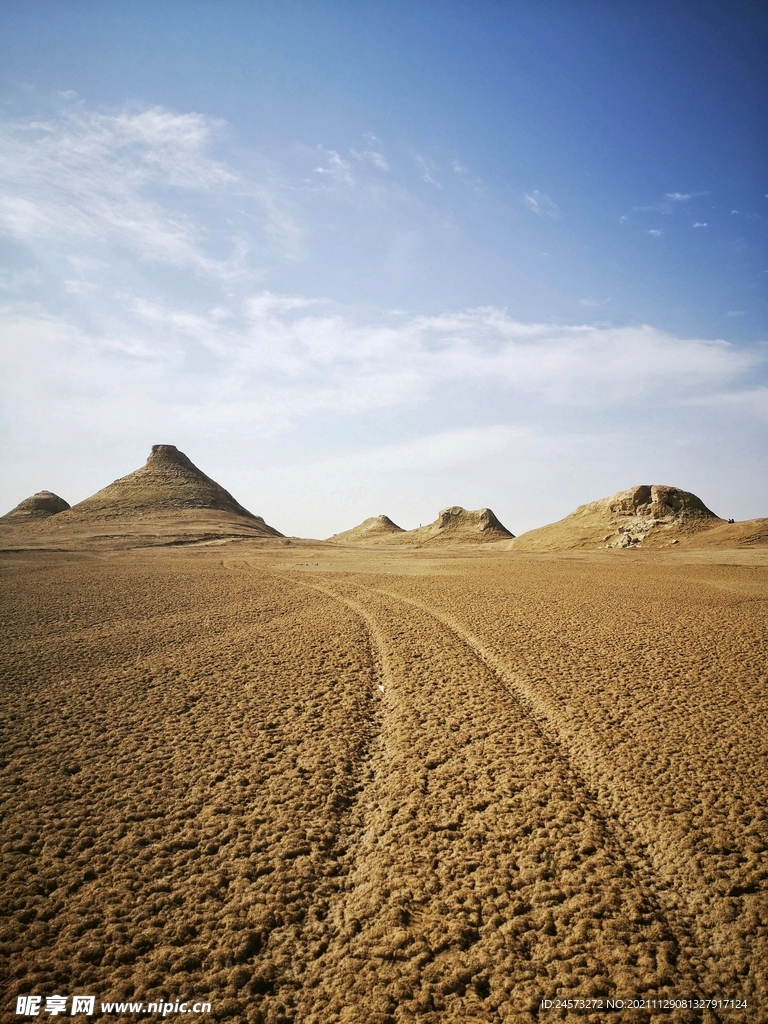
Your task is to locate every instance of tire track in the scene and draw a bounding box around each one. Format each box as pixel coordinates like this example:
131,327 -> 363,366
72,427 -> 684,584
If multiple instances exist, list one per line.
272,571 -> 712,1022
369,582 -> 735,1004
2,555 -> 390,1024
276,574 -> 395,693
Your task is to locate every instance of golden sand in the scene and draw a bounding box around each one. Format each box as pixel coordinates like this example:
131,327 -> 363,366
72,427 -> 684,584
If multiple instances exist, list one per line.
2,541 -> 766,1022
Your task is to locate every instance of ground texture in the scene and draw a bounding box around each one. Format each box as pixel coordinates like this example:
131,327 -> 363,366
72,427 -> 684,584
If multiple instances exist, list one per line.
1,546 -> 766,1023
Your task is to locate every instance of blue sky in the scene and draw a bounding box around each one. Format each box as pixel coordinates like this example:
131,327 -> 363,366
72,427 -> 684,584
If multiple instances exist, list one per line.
1,1 -> 766,535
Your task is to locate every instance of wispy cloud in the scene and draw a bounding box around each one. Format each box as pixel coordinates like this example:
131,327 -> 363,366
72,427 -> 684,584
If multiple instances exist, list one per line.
314,147 -> 354,184
692,386 -> 768,422
665,191 -> 709,202
1,101 -> 765,531
693,222 -> 707,228
2,296 -> 757,440
648,229 -> 663,236
414,154 -> 440,187
299,425 -> 518,478
0,266 -> 44,291
0,102 -> 324,286
350,147 -> 389,171
629,190 -> 710,223
523,190 -> 559,218
0,106 -> 252,276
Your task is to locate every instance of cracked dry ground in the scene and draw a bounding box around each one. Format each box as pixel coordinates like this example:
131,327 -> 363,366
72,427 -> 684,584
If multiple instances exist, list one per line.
1,548 -> 766,1023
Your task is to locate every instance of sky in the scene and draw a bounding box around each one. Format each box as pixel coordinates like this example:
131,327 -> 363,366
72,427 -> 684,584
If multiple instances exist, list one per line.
1,0 -> 766,537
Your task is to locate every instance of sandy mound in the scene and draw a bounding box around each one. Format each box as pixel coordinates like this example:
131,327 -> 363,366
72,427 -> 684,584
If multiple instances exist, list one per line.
327,506 -> 513,547
401,505 -> 514,545
0,490 -> 70,521
678,517 -> 768,548
513,484 -> 721,551
0,446 -> 283,549
328,514 -> 405,544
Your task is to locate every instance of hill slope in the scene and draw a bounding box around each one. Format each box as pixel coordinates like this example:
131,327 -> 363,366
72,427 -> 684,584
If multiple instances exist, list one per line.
513,484 -> 721,551
677,517 -> 768,549
67,444 -> 274,523
1,491 -> 70,521
408,506 -> 514,545
328,506 -> 513,547
0,446 -> 283,549
328,515 -> 405,544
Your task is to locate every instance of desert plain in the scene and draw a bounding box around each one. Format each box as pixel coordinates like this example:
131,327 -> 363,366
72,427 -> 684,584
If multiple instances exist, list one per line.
1,448 -> 767,1024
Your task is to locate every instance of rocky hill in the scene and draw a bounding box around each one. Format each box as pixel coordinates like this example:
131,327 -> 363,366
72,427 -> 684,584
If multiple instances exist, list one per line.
512,484 -> 721,551
328,515 -> 405,544
1,491 -> 70,521
0,446 -> 283,549
328,506 -> 513,546
408,506 -> 514,544
65,444 -> 273,523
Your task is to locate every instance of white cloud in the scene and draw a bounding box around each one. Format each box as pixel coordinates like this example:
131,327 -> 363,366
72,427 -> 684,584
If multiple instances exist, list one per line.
415,155 -> 440,187
692,386 -> 768,421
350,147 -> 389,171
305,425 -> 517,477
2,296 -> 758,437
64,278 -> 98,295
629,191 -> 710,220
448,158 -> 484,195
1,295 -> 765,532
524,190 -> 559,218
1,102 -> 765,531
314,147 -> 354,184
693,222 -> 707,228
244,291 -> 320,319
0,105 -> 262,278
648,229 -> 663,236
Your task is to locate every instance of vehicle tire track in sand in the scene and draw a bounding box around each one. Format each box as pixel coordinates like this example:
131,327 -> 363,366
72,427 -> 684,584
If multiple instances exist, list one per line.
282,577 -> 395,693
275,573 -> 711,1023
2,557 -> 388,1024
370,583 -> 739,1002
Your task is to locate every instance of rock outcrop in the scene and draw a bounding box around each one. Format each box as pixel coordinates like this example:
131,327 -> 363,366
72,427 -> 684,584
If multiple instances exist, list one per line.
0,491 -> 70,521
329,506 -> 514,546
411,506 -> 514,544
513,484 -> 721,551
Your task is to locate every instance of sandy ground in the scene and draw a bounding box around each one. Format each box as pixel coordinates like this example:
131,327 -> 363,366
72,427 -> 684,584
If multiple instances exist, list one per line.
1,544 -> 766,1023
